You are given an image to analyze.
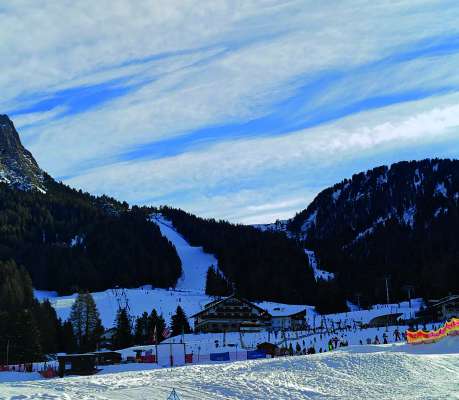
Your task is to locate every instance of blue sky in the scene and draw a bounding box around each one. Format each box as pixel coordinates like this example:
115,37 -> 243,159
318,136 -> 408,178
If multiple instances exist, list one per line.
2,0 -> 459,222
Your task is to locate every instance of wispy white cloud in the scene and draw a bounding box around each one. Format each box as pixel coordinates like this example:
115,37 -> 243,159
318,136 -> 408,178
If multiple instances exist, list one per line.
2,1 -> 459,222
66,93 -> 459,221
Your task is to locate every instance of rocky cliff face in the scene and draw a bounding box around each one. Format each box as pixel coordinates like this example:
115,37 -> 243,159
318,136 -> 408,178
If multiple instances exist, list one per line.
0,115 -> 45,192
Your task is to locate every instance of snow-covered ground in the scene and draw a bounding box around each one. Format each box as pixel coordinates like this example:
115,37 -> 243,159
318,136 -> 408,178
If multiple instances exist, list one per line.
2,338 -> 459,399
35,283 -> 420,330
34,287 -> 320,329
35,288 -> 422,339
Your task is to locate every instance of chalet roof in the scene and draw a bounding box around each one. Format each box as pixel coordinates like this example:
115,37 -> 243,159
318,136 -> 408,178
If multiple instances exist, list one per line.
269,308 -> 307,318
191,295 -> 271,318
256,302 -> 308,317
368,313 -> 403,326
57,353 -> 96,360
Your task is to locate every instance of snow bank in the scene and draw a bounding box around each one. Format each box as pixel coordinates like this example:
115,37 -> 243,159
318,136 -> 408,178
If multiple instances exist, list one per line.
2,338 -> 459,399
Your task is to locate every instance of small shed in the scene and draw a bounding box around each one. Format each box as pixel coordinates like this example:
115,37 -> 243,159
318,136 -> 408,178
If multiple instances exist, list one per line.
257,342 -> 279,357
58,354 -> 97,377
94,351 -> 122,365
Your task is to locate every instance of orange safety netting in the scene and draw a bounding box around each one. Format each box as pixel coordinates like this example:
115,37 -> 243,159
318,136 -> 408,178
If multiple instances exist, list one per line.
406,317 -> 459,344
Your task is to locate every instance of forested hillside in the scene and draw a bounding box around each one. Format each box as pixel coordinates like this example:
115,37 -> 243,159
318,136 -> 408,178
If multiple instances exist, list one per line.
0,260 -> 62,364
288,159 -> 459,307
0,179 -> 182,294
158,206 -> 316,304
0,116 -> 182,294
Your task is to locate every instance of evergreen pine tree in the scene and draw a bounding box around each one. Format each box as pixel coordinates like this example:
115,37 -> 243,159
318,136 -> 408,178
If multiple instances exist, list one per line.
147,309 -> 167,343
13,310 -> 42,363
113,308 -> 133,349
157,314 -> 167,342
148,309 -> 159,343
134,312 -> 149,345
69,292 -> 103,352
171,306 -> 192,337
58,319 -> 76,354
33,299 -> 59,354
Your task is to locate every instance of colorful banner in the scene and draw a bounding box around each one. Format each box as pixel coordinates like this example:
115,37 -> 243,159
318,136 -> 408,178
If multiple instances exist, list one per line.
407,318 -> 459,344
247,350 -> 267,360
210,352 -> 230,361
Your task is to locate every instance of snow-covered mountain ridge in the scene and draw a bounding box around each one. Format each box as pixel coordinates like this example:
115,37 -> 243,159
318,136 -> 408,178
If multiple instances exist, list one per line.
273,159 -> 459,305
0,115 -> 45,192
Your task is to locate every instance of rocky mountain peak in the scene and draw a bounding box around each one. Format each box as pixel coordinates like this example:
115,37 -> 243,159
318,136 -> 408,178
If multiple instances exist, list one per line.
0,115 -> 45,192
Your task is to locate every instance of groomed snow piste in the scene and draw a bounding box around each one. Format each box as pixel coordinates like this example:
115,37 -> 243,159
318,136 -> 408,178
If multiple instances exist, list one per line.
2,338 -> 459,399
151,214 -> 218,293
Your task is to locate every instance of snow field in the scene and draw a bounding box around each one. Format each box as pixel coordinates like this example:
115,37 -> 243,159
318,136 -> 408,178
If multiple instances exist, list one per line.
2,338 -> 459,399
34,288 -> 421,331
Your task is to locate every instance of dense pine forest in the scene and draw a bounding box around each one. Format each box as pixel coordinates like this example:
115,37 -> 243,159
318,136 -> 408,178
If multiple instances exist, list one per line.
158,206 -> 317,305
0,258 -> 187,364
0,260 -> 64,364
0,175 -> 182,295
288,159 -> 459,308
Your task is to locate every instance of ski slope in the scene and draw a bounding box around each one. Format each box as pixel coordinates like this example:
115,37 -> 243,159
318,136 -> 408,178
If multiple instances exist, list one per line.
304,249 -> 335,281
151,214 -> 218,292
34,214 -> 224,328
2,339 -> 459,399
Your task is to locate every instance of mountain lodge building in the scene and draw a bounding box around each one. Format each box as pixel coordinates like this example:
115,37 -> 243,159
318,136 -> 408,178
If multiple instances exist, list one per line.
191,295 -> 307,333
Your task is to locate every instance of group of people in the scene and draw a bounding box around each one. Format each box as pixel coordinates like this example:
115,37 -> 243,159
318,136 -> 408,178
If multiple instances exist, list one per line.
327,336 -> 349,351
360,328 -> 404,345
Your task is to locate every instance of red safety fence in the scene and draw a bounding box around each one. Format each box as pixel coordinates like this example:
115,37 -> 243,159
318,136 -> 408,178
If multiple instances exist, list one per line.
140,355 -> 156,363
407,317 -> 459,344
0,363 -> 34,372
40,367 -> 58,379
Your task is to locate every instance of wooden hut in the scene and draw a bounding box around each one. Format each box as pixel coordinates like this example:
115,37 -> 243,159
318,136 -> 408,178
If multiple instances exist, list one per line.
57,354 -> 97,377
94,351 -> 122,365
257,342 -> 279,357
